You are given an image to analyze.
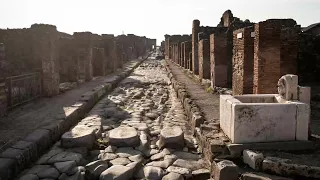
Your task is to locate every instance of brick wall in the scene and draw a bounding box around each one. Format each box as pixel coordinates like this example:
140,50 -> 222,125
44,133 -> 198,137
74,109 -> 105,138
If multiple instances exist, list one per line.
210,33 -> 228,88
232,26 -> 254,95
253,19 -> 298,94
198,39 -> 210,80
192,20 -> 200,75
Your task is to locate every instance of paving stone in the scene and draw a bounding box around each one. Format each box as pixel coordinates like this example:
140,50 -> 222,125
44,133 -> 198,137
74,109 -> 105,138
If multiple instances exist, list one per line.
109,127 -> 139,147
145,112 -> 159,120
241,172 -> 293,180
105,145 -> 117,153
135,166 -> 165,180
162,172 -> 184,180
47,151 -> 83,164
110,157 -> 132,166
37,167 -> 60,179
98,153 -> 118,161
191,169 -> 211,180
19,174 -> 39,180
85,160 -> 108,180
172,159 -> 205,171
214,160 -> 239,180
128,154 -> 144,163
167,166 -> 191,177
100,165 -> 133,180
173,151 -> 200,160
116,147 -> 142,158
159,126 -> 184,149
54,161 -> 77,174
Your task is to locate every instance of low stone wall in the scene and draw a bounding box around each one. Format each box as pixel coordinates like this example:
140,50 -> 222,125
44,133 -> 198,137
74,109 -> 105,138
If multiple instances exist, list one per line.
0,54 -> 150,180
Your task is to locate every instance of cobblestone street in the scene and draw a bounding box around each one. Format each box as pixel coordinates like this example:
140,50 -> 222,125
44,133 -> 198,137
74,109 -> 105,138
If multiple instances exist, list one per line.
18,59 -> 210,180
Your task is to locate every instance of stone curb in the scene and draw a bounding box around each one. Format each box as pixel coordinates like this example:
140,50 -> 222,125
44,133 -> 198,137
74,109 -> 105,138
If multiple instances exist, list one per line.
0,54 -> 150,180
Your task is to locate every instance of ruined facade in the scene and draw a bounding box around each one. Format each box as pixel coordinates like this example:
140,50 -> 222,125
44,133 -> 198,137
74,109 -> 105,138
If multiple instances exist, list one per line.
232,26 -> 254,95
253,19 -> 299,94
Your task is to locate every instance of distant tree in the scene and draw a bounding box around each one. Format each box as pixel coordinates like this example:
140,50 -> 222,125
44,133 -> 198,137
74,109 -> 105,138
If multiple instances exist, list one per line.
244,19 -> 251,23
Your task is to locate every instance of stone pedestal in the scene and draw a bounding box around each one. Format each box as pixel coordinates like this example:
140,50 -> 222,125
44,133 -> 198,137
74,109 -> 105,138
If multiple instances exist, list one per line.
31,24 -> 60,97
198,39 -> 210,80
232,26 -> 254,95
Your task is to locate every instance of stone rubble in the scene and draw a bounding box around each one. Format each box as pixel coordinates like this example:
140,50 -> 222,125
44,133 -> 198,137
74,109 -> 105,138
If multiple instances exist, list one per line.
18,59 -> 210,180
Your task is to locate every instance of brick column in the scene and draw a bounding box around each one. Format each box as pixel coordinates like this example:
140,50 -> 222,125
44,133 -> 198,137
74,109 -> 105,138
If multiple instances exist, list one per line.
165,35 -> 170,59
92,47 -> 106,76
189,52 -> 193,71
0,43 -> 7,117
232,26 -> 254,95
198,39 -> 210,80
31,24 -> 60,97
74,32 -> 93,82
192,20 -> 200,75
210,33 -> 228,88
253,19 -> 298,94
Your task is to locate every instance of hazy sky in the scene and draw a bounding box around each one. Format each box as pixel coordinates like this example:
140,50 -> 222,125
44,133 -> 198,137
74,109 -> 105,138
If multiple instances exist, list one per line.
1,0 -> 319,45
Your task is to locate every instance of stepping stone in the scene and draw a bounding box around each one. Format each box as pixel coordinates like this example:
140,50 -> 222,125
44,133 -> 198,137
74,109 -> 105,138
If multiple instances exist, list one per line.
109,127 -> 139,147
116,147 -> 142,158
158,126 -> 184,149
61,125 -> 97,149
167,166 -> 191,177
100,165 -> 133,180
98,153 -> 118,161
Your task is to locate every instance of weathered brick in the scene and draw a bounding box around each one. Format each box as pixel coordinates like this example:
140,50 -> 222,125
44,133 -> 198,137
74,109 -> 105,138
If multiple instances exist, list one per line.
198,39 -> 210,80
232,26 -> 254,95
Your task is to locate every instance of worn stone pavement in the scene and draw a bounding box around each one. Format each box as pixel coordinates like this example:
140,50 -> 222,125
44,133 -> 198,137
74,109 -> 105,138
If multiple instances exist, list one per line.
0,59 -> 142,153
17,59 -> 211,180
166,60 -> 220,124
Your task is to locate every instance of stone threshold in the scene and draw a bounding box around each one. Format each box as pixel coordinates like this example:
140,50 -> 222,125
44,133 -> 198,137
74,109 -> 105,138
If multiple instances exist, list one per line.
0,54 -> 151,180
164,59 -> 318,179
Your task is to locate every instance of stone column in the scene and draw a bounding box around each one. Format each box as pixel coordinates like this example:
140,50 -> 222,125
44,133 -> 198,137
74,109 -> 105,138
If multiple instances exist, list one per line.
253,19 -> 298,94
183,41 -> 191,68
0,43 -> 7,117
74,32 -> 93,82
210,33 -> 228,88
181,42 -> 185,67
198,39 -> 210,80
189,52 -> 193,71
232,26 -> 254,95
31,24 -> 60,97
92,47 -> 106,76
192,19 -> 200,75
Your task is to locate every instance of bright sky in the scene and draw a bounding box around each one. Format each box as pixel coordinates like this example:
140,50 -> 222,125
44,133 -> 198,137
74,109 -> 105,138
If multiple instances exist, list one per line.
1,0 -> 319,45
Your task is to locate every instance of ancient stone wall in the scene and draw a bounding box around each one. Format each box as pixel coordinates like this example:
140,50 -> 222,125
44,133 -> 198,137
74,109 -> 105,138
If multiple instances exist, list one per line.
253,19 -> 298,94
232,26 -> 254,95
92,47 -> 106,76
31,24 -> 60,96
58,37 -> 78,82
0,28 -> 37,77
198,39 -> 210,80
210,33 -> 228,88
0,43 -> 6,117
73,32 -> 93,82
